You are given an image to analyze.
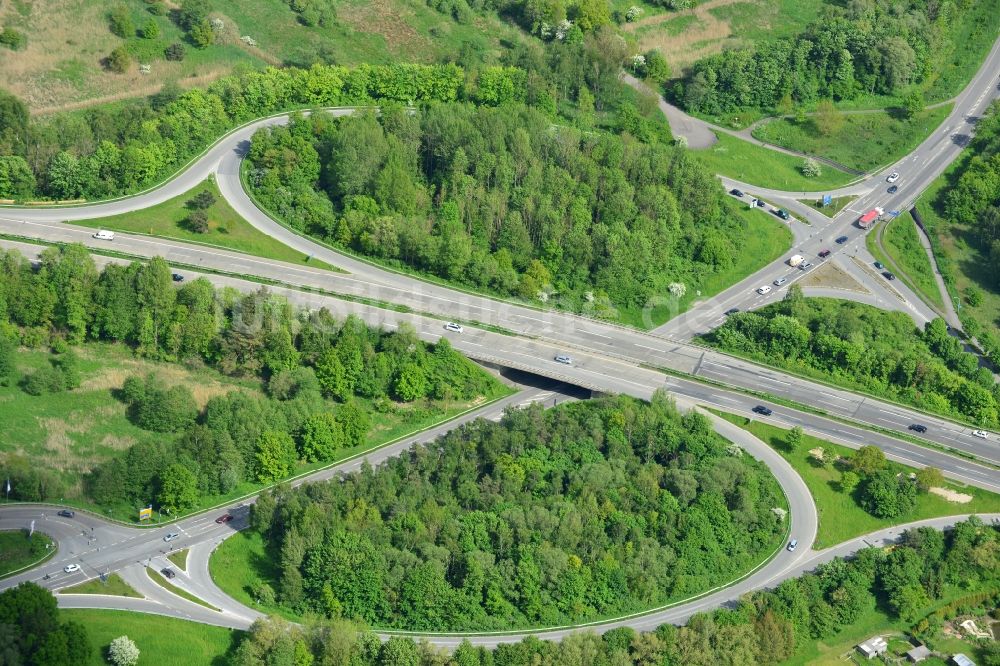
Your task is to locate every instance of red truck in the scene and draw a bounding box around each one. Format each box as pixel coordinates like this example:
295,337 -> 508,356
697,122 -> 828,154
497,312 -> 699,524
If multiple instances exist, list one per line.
858,207 -> 884,229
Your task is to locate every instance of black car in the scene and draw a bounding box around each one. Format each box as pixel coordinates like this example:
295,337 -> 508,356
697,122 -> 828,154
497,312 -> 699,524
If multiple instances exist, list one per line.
887,185 -> 898,194
909,424 -> 928,433
57,510 -> 75,518
818,249 -> 831,258
835,235 -> 849,244
724,307 -> 740,316
752,405 -> 773,416
775,209 -> 790,220
882,271 -> 896,281
756,199 -> 766,208
730,189 -> 745,197
172,273 -> 184,282
874,261 -> 885,270
160,567 -> 176,579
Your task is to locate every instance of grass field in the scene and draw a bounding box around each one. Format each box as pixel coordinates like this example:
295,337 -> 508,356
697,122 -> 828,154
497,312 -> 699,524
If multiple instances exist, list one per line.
715,412 -> 1000,548
622,198 -> 793,327
0,0 -> 522,113
62,609 -> 239,666
69,179 -> 337,271
61,573 -> 142,598
881,214 -> 945,310
752,106 -> 952,173
0,530 -> 55,577
209,531 -> 295,621
804,195 -> 855,218
692,132 -> 859,191
168,549 -> 188,571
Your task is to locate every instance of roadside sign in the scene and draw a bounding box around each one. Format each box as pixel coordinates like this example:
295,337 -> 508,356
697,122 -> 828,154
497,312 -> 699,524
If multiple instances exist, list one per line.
822,194 -> 832,206
888,210 -> 900,217
139,506 -> 152,521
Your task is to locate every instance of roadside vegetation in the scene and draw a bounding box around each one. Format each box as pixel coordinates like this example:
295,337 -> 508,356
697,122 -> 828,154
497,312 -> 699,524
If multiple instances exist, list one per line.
60,573 -> 142,598
715,412 -> 1000,547
691,132 -> 857,191
216,394 -> 787,631
70,178 -> 336,270
0,530 -> 55,577
805,195 -> 854,218
0,244 -> 507,522
752,106 -> 952,174
246,106 -> 790,325
701,292 -> 1000,427
878,215 -> 945,310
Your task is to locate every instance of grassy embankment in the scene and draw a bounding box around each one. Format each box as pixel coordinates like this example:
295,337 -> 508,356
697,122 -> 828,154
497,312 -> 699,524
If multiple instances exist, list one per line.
0,530 -> 55,577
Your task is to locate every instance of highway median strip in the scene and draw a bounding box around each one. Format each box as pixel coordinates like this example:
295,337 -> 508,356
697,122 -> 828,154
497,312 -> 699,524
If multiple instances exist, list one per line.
60,573 -> 142,598
145,567 -> 220,612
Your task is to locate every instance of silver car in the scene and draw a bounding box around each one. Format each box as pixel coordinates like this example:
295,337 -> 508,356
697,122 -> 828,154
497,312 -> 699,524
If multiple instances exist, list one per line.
554,355 -> 572,365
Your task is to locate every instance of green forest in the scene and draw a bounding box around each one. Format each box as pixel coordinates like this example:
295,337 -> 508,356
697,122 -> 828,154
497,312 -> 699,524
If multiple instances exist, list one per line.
677,0 -> 1000,115
245,393 -> 786,631
702,292 -> 1000,427
245,105 -> 770,318
0,245 -> 502,516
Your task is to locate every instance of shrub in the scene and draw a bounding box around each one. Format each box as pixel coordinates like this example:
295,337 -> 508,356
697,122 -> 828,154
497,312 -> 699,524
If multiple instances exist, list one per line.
186,190 -> 216,209
0,27 -> 27,50
164,43 -> 186,61
801,157 -> 822,177
140,18 -> 160,39
107,46 -> 132,73
108,5 -> 134,38
22,366 -> 66,395
185,210 -> 209,233
108,635 -> 140,666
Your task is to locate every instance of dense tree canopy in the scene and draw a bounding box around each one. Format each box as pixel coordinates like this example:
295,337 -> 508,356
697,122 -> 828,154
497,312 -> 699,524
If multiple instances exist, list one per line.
704,294 -> 1000,426
249,393 -> 786,630
246,104 -> 756,317
0,583 -> 91,666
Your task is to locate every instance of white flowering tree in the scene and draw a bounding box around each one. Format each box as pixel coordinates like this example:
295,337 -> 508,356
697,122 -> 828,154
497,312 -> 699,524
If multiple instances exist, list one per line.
108,636 -> 140,666
668,282 -> 686,298
801,157 -> 822,177
625,6 -> 643,21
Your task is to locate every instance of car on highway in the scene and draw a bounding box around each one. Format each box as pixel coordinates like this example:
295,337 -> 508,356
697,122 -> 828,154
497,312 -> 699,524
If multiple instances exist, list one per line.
63,564 -> 80,573
554,354 -> 572,365
730,188 -> 744,197
887,185 -> 899,194
818,249 -> 831,258
835,236 -> 849,244
886,172 -> 900,183
752,405 -> 773,416
786,539 -> 798,552
757,285 -> 772,295
92,230 -> 115,241
874,261 -> 885,270
57,510 -> 75,518
972,429 -> 989,439
724,307 -> 740,316
163,532 -> 180,542
172,273 -> 184,282
882,271 -> 896,281
773,277 -> 788,286
775,209 -> 790,220
215,514 -> 234,524
160,567 -> 176,579
444,322 -> 463,333
909,424 -> 928,433
799,261 -> 813,270
756,199 -> 766,208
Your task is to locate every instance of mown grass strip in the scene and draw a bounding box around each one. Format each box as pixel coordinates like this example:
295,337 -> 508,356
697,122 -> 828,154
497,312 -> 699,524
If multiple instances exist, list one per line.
145,567 -> 220,612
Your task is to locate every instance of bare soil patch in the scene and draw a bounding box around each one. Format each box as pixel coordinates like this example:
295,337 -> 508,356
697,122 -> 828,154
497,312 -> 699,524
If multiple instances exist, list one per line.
338,0 -> 427,57
929,486 -> 973,503
623,0 -> 749,69
801,261 -> 870,293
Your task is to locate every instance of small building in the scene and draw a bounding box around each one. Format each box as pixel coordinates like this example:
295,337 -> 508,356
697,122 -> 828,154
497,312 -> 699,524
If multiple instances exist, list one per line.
951,655 -> 976,666
856,636 -> 888,660
906,645 -> 931,663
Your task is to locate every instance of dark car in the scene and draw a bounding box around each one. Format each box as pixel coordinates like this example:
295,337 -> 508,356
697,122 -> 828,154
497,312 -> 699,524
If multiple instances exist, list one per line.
818,249 -> 831,258
874,261 -> 885,270
160,567 -> 176,579
724,307 -> 740,316
215,514 -> 234,524
756,199 -> 766,208
172,273 -> 184,282
882,271 -> 896,281
752,405 -> 773,416
730,188 -> 745,197
57,510 -> 75,518
835,235 -> 849,244
887,185 -> 899,194
775,209 -> 790,220
909,424 -> 928,433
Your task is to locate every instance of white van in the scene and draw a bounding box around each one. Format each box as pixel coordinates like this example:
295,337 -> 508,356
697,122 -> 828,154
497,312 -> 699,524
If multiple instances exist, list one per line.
788,254 -> 804,267
92,230 -> 115,241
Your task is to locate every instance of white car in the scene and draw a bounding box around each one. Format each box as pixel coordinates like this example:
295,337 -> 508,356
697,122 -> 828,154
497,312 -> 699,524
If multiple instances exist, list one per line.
63,564 -> 81,573
757,285 -> 772,295
163,532 -> 179,542
444,322 -> 463,333
886,172 -> 900,183
773,277 -> 788,286
554,355 -> 572,365
799,261 -> 813,270
971,429 -> 989,439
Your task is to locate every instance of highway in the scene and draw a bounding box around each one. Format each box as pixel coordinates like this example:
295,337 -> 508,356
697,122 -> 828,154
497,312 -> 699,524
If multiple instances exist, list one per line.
0,31 -> 997,649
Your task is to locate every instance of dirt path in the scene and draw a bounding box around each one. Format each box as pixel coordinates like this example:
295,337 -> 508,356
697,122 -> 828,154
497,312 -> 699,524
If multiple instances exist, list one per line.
32,70 -> 229,116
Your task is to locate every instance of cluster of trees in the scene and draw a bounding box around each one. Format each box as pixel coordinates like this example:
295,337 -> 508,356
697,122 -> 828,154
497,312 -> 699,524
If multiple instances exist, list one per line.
283,0 -> 337,27
0,245 -> 499,512
248,393 -> 786,630
0,583 -> 91,666
705,291 -> 1000,427
679,0 -> 979,114
246,104 -> 744,316
233,517 -> 1000,665
0,61 -> 503,202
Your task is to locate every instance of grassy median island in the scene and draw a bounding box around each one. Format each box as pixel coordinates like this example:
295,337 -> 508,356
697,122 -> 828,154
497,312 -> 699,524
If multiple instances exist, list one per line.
713,411 -> 1000,548
68,178 -> 337,271
61,609 -> 239,666
692,132 -> 859,191
752,105 -> 952,174
212,394 -> 788,631
0,530 -> 55,577
60,573 -> 141,598
879,214 -> 944,310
